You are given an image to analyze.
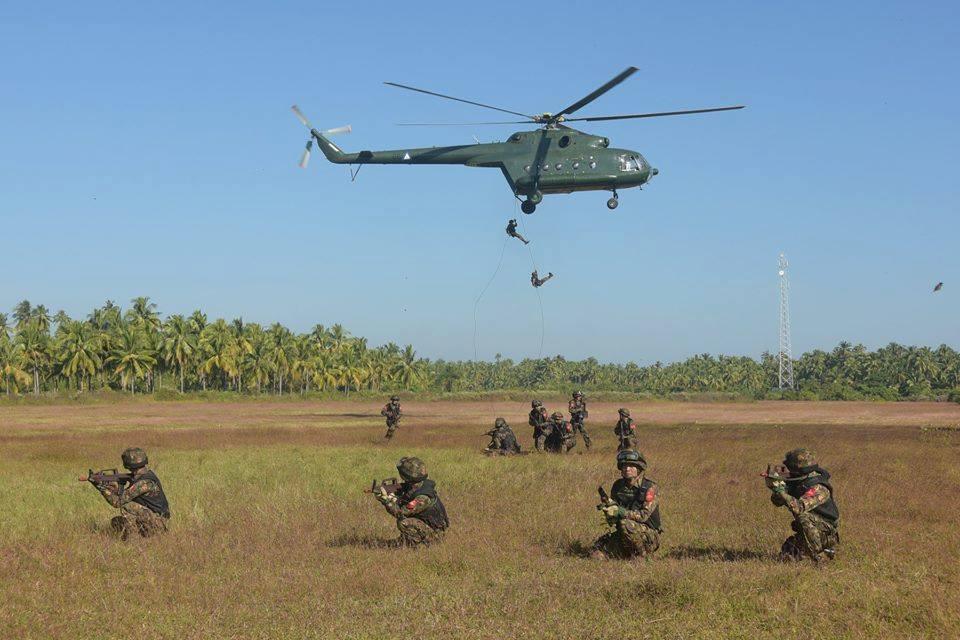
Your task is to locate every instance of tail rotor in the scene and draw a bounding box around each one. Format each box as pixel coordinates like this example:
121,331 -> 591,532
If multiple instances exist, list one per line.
291,104 -> 351,169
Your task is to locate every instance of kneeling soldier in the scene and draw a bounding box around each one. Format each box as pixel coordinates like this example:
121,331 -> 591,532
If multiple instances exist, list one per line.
591,449 -> 661,559
484,417 -> 521,455
373,456 -> 449,547
84,447 -> 170,540
765,448 -> 840,561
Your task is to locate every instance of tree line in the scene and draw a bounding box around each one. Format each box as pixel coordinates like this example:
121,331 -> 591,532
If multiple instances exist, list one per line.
1,298 -> 958,400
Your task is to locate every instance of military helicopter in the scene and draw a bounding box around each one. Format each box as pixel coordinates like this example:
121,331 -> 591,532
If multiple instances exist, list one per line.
292,67 -> 743,214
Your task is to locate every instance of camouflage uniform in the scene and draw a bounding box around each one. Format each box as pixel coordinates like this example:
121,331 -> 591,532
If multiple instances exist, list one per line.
381,396 -> 402,439
769,448 -> 840,561
375,457 -> 449,547
530,270 -> 554,287
485,418 -> 522,455
529,401 -> 550,452
91,448 -> 170,540
592,450 -> 662,559
568,392 -> 591,449
614,408 -> 638,451
547,412 -> 576,454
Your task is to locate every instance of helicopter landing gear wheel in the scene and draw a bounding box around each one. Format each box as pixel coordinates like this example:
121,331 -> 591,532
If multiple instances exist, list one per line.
606,193 -> 619,210
521,200 -> 537,214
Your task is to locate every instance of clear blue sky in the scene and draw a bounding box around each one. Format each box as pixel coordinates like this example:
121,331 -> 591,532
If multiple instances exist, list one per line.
2,1 -> 957,363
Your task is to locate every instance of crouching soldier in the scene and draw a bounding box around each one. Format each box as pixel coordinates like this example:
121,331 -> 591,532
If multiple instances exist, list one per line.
764,448 -> 840,561
548,411 -> 576,453
591,449 -> 661,560
83,447 -> 170,540
484,418 -> 522,455
373,456 -> 449,547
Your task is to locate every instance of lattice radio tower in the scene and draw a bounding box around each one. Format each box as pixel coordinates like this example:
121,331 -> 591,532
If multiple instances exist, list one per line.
778,253 -> 795,390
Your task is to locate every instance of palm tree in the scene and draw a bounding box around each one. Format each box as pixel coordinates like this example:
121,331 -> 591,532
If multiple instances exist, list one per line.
107,323 -> 156,394
162,315 -> 195,393
0,336 -> 31,395
13,300 -> 32,328
268,323 -> 293,395
392,344 -> 420,390
15,321 -> 50,395
58,320 -> 101,391
230,318 -> 254,392
199,319 -> 237,390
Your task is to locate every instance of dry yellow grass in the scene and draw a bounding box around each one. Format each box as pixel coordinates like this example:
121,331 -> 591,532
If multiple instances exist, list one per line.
2,399 -> 959,639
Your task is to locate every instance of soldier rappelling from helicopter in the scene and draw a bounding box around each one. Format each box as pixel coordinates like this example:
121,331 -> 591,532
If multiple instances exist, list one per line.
506,219 -> 530,245
531,270 -> 554,288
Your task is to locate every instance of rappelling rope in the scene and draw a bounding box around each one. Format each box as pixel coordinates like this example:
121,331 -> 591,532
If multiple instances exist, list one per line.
473,235 -> 509,360
515,202 -> 546,359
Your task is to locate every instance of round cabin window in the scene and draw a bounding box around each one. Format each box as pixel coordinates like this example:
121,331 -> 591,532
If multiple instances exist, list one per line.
572,162 -> 580,170
558,135 -> 570,148
589,161 -> 597,169
555,163 -> 562,170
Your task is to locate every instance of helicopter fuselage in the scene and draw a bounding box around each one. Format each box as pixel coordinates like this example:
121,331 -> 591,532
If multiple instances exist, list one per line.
310,126 -> 656,212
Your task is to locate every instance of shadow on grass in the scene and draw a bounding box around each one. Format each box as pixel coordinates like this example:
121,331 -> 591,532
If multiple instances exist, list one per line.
665,544 -> 770,562
561,540 -> 596,559
326,532 -> 397,549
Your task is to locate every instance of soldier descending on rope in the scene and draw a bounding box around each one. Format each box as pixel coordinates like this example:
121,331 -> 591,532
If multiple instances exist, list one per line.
568,390 -> 592,449
764,448 -> 840,562
547,411 -> 576,454
591,449 -> 662,560
484,417 -> 522,455
529,400 -> 550,452
381,395 -> 402,440
505,219 -> 530,245
614,408 -> 639,451
84,447 -> 170,540
372,456 -> 449,547
530,270 -> 554,288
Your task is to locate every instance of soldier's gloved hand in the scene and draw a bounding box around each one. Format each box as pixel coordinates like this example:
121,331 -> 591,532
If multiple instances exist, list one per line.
602,504 -> 625,519
770,480 -> 787,494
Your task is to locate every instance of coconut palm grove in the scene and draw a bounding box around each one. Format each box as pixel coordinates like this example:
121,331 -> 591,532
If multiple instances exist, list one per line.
0,297 -> 957,400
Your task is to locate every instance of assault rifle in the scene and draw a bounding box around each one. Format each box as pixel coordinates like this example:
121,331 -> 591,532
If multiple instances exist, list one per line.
79,468 -> 133,485
364,477 -> 403,495
596,486 -> 611,508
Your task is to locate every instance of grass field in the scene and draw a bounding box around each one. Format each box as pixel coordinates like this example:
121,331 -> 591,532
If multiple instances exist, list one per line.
2,398 -> 959,639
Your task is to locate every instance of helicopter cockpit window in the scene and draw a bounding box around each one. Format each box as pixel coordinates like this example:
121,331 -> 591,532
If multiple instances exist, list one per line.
558,135 -> 570,148
619,155 -> 643,172
510,134 -> 522,143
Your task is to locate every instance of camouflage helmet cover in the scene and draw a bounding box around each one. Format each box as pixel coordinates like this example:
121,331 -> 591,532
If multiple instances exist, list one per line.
573,390 -> 583,397
494,417 -> 507,428
783,448 -> 817,472
551,411 -> 564,421
531,399 -> 543,408
121,447 -> 148,470
397,456 -> 427,482
618,407 -> 631,417
390,395 -> 400,402
616,449 -> 647,471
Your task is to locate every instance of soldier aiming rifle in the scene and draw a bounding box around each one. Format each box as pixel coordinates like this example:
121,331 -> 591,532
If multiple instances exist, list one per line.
81,447 -> 170,540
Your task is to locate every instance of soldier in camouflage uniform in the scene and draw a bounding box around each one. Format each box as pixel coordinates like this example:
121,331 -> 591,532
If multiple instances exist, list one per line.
547,411 -> 576,454
567,390 -> 592,449
529,400 -> 550,452
373,456 -> 449,547
88,447 -> 170,540
484,417 -> 522,455
381,395 -> 402,440
767,448 -> 840,562
505,219 -> 530,245
591,449 -> 662,560
614,408 -> 638,451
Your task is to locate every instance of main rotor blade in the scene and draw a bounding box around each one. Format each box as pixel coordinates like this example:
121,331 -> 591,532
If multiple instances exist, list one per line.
291,104 -> 312,128
554,67 -> 639,118
384,81 -> 535,120
563,105 -> 745,123
395,121 -> 531,126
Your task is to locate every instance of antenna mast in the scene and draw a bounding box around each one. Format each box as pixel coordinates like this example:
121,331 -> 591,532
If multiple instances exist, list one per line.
778,253 -> 795,390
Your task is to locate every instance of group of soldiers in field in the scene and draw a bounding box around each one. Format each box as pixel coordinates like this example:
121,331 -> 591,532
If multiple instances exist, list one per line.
84,393 -> 840,562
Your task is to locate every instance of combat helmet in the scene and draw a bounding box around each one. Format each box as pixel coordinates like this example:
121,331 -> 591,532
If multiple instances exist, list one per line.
618,408 -> 631,417
573,390 -> 583,398
390,395 -> 400,402
783,448 -> 817,473
551,411 -> 564,421
494,417 -> 507,428
531,399 -> 543,408
121,447 -> 148,470
616,449 -> 647,471
397,456 -> 427,482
